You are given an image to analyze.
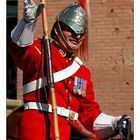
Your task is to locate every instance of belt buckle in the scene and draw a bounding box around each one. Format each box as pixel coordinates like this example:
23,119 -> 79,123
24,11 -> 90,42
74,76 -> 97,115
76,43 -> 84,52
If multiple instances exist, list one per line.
69,111 -> 76,121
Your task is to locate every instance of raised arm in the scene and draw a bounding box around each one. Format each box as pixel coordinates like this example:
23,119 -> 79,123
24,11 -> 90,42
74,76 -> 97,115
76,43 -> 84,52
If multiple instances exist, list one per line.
11,0 -> 45,47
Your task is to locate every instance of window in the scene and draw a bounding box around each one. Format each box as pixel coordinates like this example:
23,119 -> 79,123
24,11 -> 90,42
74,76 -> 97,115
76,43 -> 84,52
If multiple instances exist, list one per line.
7,0 -> 17,99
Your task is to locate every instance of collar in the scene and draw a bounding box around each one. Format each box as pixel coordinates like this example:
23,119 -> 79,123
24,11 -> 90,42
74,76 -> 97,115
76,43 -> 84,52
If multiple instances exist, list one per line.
52,40 -> 75,60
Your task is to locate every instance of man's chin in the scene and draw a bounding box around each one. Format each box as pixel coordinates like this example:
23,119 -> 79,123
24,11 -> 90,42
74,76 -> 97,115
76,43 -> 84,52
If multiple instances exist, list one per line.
66,42 -> 80,52
69,44 -> 80,50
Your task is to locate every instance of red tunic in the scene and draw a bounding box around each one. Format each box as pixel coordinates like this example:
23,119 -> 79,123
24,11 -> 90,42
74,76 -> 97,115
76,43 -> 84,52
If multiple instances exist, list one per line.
8,39 -> 101,140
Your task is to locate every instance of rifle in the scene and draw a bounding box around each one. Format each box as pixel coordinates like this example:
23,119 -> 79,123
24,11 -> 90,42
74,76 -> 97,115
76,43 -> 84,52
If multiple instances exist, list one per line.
41,0 -> 60,139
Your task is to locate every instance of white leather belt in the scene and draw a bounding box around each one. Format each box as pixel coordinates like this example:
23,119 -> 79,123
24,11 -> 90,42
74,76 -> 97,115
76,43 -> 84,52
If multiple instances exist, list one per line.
23,57 -> 83,94
24,102 -> 78,121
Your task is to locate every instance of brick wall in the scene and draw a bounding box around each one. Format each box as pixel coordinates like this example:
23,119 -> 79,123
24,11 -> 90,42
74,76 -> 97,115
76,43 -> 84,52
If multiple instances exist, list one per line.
17,0 -> 134,130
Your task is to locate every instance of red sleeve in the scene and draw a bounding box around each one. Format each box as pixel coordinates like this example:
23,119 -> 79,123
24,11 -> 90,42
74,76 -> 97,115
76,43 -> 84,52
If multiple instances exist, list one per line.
8,40 -> 42,73
78,68 -> 102,132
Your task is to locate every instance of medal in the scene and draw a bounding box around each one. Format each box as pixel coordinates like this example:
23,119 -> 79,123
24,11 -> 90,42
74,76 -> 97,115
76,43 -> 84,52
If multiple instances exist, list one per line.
73,86 -> 78,94
77,89 -> 82,95
81,90 -> 86,97
73,76 -> 87,97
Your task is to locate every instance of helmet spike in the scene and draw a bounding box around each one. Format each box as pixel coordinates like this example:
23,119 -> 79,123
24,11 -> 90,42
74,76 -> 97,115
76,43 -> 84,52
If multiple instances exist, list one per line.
74,0 -> 79,5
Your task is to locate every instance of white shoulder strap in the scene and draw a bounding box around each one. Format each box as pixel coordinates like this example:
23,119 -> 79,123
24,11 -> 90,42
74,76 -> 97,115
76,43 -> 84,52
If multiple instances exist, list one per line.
23,57 -> 83,94
54,57 -> 83,82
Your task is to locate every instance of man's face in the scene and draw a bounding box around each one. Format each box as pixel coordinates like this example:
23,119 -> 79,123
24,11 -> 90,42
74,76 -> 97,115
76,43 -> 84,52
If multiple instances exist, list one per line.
62,25 -> 86,52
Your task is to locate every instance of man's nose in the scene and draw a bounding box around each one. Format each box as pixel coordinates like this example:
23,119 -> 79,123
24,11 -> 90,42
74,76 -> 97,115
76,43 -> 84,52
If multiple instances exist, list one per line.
75,34 -> 81,39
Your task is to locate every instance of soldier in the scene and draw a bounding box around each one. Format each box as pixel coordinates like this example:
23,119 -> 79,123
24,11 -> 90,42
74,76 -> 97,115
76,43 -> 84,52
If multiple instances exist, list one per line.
8,0 -> 131,139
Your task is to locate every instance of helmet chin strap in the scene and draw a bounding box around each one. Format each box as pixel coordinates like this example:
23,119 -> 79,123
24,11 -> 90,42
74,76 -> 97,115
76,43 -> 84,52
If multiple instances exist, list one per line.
56,22 -> 76,53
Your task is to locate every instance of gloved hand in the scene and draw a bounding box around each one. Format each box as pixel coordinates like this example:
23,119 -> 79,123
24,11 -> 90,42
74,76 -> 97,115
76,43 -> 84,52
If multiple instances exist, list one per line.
114,115 -> 131,137
24,0 -> 45,23
93,113 -> 131,139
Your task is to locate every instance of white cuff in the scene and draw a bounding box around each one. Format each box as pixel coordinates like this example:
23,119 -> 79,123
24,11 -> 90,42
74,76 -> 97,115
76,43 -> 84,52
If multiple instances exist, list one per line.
93,113 -> 121,139
11,18 -> 36,47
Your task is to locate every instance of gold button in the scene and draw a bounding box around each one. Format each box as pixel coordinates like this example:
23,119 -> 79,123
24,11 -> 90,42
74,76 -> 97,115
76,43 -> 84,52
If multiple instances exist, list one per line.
68,80 -> 71,84
69,96 -> 72,101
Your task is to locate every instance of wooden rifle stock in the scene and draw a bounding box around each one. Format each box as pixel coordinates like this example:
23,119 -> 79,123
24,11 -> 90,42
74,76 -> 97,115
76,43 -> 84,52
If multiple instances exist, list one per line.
41,0 -> 60,139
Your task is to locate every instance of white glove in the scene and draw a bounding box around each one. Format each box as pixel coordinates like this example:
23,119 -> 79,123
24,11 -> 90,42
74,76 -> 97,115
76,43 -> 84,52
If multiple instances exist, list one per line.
11,0 -> 45,46
93,113 -> 131,139
24,0 -> 45,23
93,113 -> 121,139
